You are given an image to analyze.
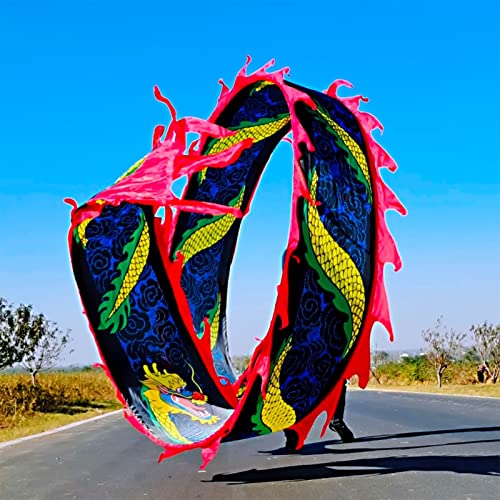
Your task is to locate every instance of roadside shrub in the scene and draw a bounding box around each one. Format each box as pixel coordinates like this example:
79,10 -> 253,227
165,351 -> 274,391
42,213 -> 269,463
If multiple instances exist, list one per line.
374,357 -> 478,385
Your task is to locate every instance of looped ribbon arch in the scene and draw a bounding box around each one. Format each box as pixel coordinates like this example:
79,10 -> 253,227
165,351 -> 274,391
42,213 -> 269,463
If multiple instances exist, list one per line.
67,58 -> 406,468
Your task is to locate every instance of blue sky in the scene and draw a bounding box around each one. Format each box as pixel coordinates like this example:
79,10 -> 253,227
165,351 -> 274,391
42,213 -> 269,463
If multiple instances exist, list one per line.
0,0 -> 498,364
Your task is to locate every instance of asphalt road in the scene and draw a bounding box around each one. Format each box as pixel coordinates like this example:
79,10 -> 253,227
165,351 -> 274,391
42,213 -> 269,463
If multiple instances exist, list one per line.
1,390 -> 499,500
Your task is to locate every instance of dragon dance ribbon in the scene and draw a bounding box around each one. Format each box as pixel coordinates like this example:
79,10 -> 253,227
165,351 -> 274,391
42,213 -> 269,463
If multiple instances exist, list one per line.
66,58 -> 406,468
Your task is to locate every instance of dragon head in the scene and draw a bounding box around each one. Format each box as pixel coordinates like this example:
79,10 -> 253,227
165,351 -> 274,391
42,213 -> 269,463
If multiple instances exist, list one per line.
142,363 -> 217,424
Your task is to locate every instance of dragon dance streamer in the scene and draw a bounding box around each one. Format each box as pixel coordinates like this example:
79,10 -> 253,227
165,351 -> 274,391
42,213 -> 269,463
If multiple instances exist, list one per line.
66,58 -> 406,468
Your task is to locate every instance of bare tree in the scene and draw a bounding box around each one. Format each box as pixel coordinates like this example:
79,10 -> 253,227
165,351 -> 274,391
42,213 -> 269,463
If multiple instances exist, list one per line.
422,317 -> 466,388
370,350 -> 389,384
471,322 -> 500,383
0,299 -> 44,371
20,316 -> 72,385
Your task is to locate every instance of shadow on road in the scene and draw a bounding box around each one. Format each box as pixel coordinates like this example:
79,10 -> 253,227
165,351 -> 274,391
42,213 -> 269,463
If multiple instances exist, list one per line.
260,426 -> 500,455
261,426 -> 500,457
209,426 -> 500,485
354,426 -> 500,443
45,402 -> 111,415
210,455 -> 500,485
263,438 -> 500,457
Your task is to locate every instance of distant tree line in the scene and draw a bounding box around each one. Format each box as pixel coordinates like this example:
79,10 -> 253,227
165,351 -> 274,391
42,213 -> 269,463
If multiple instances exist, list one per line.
371,317 -> 500,388
3,293 -> 497,391
0,297 -> 72,385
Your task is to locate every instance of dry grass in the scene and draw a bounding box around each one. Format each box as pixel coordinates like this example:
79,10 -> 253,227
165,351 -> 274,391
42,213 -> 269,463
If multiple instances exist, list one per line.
1,364 -> 498,444
0,408 -> 119,442
0,369 -> 121,442
0,369 -> 118,402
